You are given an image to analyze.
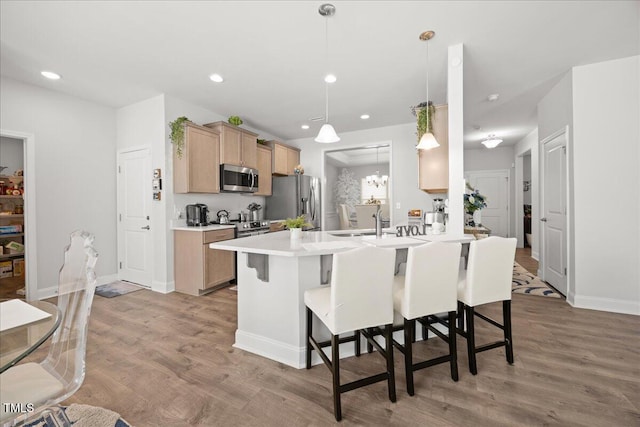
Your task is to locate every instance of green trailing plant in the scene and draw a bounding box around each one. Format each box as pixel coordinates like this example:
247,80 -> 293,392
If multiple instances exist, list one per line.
228,115 -> 243,126
282,215 -> 312,229
411,101 -> 435,144
169,116 -> 190,159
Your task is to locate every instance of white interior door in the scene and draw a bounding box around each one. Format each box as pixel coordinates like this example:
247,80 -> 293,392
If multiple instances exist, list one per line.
465,170 -> 510,237
541,133 -> 567,295
117,148 -> 152,286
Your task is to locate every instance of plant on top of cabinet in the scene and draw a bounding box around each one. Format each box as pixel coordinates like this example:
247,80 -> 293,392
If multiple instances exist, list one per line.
228,116 -> 243,126
169,116 -> 191,158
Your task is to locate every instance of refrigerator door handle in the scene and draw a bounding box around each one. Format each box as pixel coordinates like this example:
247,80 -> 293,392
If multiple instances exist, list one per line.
310,185 -> 316,220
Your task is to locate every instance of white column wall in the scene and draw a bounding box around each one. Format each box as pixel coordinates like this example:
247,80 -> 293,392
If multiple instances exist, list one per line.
447,44 -> 464,235
571,55 -> 640,315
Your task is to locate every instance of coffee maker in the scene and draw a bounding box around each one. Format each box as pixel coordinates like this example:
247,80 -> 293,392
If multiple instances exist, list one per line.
186,204 -> 209,226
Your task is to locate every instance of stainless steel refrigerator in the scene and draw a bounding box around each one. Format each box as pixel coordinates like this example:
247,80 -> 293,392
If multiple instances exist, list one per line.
265,175 -> 321,229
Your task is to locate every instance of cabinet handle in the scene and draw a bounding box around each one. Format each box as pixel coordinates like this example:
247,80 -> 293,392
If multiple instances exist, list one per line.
141,225 -> 150,230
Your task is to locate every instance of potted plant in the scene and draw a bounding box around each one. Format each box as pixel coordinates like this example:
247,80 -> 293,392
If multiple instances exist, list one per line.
463,183 -> 487,226
169,116 -> 190,159
411,101 -> 435,144
282,215 -> 311,240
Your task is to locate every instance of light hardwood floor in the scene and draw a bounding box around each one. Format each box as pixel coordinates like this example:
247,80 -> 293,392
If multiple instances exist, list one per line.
25,286 -> 639,426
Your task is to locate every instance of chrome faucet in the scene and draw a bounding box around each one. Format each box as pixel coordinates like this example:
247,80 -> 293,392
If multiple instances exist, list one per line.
373,205 -> 383,238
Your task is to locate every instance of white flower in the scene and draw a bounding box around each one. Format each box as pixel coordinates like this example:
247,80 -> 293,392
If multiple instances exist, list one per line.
469,196 -> 475,204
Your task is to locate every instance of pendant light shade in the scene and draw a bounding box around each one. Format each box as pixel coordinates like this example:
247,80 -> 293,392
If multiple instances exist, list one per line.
315,123 -> 340,143
315,4 -> 339,144
417,30 -> 439,150
416,131 -> 439,150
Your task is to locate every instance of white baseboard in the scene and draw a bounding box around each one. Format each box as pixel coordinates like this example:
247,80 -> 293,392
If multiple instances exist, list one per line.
531,251 -> 539,261
572,294 -> 640,316
152,280 -> 174,294
34,273 -> 118,300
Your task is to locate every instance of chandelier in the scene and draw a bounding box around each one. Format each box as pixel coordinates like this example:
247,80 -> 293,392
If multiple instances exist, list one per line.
366,147 -> 388,187
315,3 -> 340,143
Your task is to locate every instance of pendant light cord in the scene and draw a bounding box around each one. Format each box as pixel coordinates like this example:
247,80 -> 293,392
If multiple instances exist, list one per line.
426,40 -> 430,132
325,16 -> 330,124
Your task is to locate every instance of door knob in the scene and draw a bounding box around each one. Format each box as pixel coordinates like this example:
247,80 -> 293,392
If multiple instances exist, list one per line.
540,218 -> 547,222
141,225 -> 150,230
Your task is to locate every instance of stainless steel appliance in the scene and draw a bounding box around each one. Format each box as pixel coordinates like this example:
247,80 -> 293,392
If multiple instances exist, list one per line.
216,209 -> 230,224
235,220 -> 270,238
186,204 -> 209,226
220,164 -> 258,193
265,175 -> 321,229
247,203 -> 262,221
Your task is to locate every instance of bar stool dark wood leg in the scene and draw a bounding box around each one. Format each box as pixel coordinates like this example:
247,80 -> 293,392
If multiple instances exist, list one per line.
384,324 -> 397,402
331,334 -> 342,421
403,318 -> 415,396
457,301 -> 464,331
465,305 -> 477,375
354,330 -> 361,357
448,310 -> 459,381
306,307 -> 312,369
503,300 -> 514,364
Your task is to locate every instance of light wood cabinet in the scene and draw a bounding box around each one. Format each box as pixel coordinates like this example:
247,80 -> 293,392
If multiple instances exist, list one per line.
174,228 -> 235,296
174,123 -> 220,193
204,121 -> 258,169
418,105 -> 449,193
267,140 -> 300,176
254,145 -> 272,196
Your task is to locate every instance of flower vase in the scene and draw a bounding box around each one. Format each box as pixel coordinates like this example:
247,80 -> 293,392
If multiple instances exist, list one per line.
290,228 -> 302,240
473,210 -> 482,226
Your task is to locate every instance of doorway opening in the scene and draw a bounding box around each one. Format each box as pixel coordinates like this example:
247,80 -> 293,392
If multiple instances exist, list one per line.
0,130 -> 36,301
322,142 -> 392,231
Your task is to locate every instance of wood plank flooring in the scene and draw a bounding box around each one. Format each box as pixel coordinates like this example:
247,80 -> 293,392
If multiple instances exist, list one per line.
515,247 -> 538,275
24,287 -> 639,426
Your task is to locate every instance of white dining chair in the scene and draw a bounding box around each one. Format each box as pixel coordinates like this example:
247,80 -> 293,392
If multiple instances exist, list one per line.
337,204 -> 353,230
392,241 -> 462,395
304,246 -> 396,421
456,236 -> 517,375
355,204 -> 378,229
0,231 -> 98,426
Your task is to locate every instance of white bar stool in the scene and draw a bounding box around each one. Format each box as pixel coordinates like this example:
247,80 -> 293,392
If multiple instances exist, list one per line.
392,241 -> 462,395
304,246 -> 396,421
456,236 -> 517,374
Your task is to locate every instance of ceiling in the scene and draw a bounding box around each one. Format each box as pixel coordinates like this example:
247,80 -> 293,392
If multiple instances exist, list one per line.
326,145 -> 390,167
1,1 -> 638,148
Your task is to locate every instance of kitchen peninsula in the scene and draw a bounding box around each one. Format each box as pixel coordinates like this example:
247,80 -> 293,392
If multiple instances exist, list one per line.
209,229 -> 473,368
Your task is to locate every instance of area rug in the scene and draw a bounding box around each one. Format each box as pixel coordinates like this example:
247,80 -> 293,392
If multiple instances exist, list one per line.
95,280 -> 143,298
512,262 -> 561,298
24,403 -> 131,426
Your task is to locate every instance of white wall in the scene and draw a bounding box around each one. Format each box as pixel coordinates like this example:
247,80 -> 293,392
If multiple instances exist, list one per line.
571,55 -> 639,315
289,123 -> 437,227
0,136 -> 24,175
464,145 -> 516,237
0,77 -> 117,298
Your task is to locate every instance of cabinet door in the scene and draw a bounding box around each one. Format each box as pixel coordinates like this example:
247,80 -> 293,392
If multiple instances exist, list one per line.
203,246 -> 235,289
255,146 -> 272,196
286,148 -> 300,176
220,126 -> 242,166
241,132 -> 258,169
418,105 -> 449,193
187,126 -> 220,193
273,144 -> 288,175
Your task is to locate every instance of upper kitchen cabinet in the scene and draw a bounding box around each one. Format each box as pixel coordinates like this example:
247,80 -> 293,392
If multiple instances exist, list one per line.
418,105 -> 449,193
174,123 -> 220,193
254,145 -> 272,196
267,140 -> 300,176
204,121 -> 258,169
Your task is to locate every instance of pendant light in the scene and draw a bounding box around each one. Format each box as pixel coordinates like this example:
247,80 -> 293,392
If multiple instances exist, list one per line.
416,30 -> 439,150
481,134 -> 503,148
315,4 -> 340,143
366,147 -> 388,187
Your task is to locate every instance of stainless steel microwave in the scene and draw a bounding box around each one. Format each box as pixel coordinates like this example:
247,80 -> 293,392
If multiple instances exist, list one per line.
220,164 -> 258,193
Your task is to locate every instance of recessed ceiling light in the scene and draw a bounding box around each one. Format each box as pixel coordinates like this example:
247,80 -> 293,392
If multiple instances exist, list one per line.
301,124 -> 310,130
360,114 -> 370,120
487,93 -> 499,102
324,74 -> 337,83
41,71 -> 61,80
209,73 -> 224,83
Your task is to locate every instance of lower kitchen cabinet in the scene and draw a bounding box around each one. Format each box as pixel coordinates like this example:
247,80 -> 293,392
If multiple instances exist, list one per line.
174,228 -> 235,296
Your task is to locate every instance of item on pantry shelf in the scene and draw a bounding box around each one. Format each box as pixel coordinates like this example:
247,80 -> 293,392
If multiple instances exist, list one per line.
0,260 -> 13,278
5,241 -> 24,254
0,225 -> 22,234
13,258 -> 25,277
14,205 -> 23,214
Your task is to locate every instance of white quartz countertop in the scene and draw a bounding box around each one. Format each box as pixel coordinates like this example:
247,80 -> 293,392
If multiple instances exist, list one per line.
209,229 -> 475,257
171,223 -> 235,232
